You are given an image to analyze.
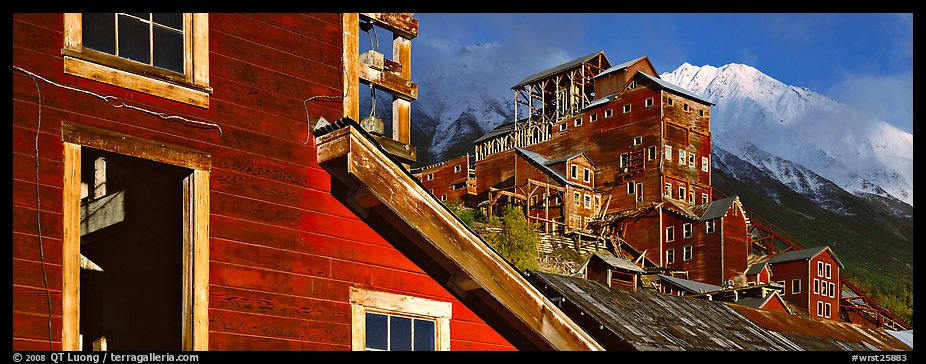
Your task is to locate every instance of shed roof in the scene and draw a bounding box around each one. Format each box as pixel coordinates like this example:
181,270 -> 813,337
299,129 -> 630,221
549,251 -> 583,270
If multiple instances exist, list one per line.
767,246 -> 844,268
515,148 -> 591,189
472,120 -> 518,144
592,56 -> 648,79
657,274 -> 723,294
745,262 -> 770,276
586,252 -> 645,274
512,51 -> 608,89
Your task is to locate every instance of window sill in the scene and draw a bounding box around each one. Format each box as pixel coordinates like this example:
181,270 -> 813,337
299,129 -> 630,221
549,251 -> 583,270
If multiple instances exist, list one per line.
64,55 -> 211,108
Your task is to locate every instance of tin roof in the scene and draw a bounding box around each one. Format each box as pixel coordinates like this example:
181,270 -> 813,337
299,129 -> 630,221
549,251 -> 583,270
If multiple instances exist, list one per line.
657,274 -> 723,294
527,271 -> 912,351
472,120 -> 518,144
515,148 -> 590,189
592,56 -> 648,79
745,262 -> 769,276
512,51 -> 608,89
635,71 -> 714,105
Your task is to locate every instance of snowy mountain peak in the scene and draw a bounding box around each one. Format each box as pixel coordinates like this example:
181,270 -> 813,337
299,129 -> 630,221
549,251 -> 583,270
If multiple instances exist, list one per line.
662,63 -> 913,206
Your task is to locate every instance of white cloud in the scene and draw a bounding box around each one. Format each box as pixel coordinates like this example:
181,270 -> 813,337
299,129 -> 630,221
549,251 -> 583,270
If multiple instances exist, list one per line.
826,72 -> 913,134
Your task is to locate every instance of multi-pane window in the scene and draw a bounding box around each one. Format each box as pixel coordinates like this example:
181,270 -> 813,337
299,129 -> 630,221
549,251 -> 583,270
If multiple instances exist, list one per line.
821,280 -> 828,296
702,193 -> 709,204
364,312 -> 437,351
666,226 -> 675,242
688,190 -> 695,203
683,245 -> 693,261
82,13 -> 185,73
683,223 -> 692,238
679,149 -> 686,164
688,153 -> 695,167
705,220 -> 716,233
574,191 -> 580,206
350,288 -> 450,351
584,194 -> 592,209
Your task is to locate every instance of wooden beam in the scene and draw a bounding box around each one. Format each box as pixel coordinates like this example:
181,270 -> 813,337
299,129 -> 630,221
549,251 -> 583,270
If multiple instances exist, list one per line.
359,13 -> 419,39
316,126 -> 602,351
359,62 -> 418,101
342,14 -> 360,120
61,122 -> 212,171
62,142 -> 81,351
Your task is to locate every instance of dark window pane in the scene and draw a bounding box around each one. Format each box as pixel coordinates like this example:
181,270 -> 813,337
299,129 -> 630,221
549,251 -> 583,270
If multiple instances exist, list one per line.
365,313 -> 388,350
118,14 -> 150,64
82,13 -> 116,54
153,26 -> 183,73
153,13 -> 183,30
413,319 -> 436,351
390,316 -> 412,351
127,13 -> 150,20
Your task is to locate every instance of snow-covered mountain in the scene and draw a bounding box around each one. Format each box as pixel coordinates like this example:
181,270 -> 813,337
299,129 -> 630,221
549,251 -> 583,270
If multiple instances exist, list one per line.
661,63 -> 913,207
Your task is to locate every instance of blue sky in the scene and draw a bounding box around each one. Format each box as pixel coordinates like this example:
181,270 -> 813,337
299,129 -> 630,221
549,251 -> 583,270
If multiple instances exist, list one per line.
408,13 -> 913,134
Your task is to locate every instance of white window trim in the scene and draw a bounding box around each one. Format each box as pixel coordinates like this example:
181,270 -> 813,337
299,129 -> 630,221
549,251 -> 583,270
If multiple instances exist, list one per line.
814,278 -> 820,294
604,109 -> 613,118
645,97 -> 654,107
635,183 -> 643,202
666,226 -> 675,242
701,193 -> 709,204
791,279 -> 801,294
825,263 -> 832,279
648,146 -> 656,160
665,145 -> 672,161
701,156 -> 710,172
623,104 -> 631,113
560,123 -> 567,131
584,194 -> 591,209
825,302 -> 831,318
678,186 -> 686,200
574,118 -> 582,127
817,301 -> 824,317
570,164 -> 578,179
817,261 -> 824,277
666,249 -> 675,264
829,282 -> 836,298
705,220 -> 716,234
62,13 -> 211,108
679,149 -> 686,164
664,183 -> 671,197
589,113 -> 598,122
583,168 -> 591,183
633,136 -> 643,145
683,223 -> 692,238
350,287 -> 452,351
666,97 -> 674,106
627,181 -> 635,195
426,173 -> 434,181
453,165 -> 461,173
683,245 -> 692,261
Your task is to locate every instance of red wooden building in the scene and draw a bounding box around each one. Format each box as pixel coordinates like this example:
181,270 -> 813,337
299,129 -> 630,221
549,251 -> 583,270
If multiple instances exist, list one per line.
12,13 -> 601,351
766,246 -> 843,321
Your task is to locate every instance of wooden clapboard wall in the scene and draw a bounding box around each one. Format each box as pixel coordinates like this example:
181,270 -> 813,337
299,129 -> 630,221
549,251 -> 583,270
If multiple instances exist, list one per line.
12,13 -> 514,351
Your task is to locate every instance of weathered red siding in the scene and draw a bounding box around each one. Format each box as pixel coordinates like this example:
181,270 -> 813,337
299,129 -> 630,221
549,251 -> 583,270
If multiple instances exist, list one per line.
12,13 -> 513,351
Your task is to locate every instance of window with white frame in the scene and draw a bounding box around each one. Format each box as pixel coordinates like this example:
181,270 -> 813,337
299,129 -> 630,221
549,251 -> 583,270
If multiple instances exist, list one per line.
683,245 -> 692,261
701,193 -> 709,204
583,168 -> 591,183
665,145 -> 672,161
574,118 -> 582,127
589,114 -> 598,122
667,97 -> 674,106
426,173 -> 434,181
440,194 -> 446,202
560,123 -> 567,131
683,223 -> 692,238
604,109 -> 613,118
825,302 -> 831,318
678,186 -> 686,200
825,263 -> 831,279
666,249 -> 675,264
791,279 -> 801,294
620,153 -> 630,167
701,156 -> 710,172
633,136 -> 643,145
666,226 -> 675,242
574,191 -> 580,206
829,282 -> 835,298
453,165 -> 461,173
645,97 -> 654,107
623,104 -> 632,113
814,278 -> 820,294
595,195 -> 601,209
699,109 -> 705,117
350,287 -> 451,351
570,164 -> 578,179
627,181 -> 635,195
705,220 -> 716,233
817,261 -> 824,277
648,146 -> 657,160
584,194 -> 591,209
664,182 -> 671,197
63,13 -> 212,107
683,103 -> 690,112
636,183 -> 643,202
821,280 -> 828,296
679,149 -> 686,164
688,190 -> 695,203
817,301 -> 824,317
688,153 -> 695,167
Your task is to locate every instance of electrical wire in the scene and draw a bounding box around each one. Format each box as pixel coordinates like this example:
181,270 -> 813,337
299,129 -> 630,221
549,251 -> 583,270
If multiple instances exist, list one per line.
12,66 -> 224,136
15,67 -> 55,351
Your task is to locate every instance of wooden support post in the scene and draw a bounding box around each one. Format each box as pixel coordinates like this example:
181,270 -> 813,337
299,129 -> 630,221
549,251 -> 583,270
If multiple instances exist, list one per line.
392,34 -> 411,145
62,142 -> 81,351
342,14 -> 360,120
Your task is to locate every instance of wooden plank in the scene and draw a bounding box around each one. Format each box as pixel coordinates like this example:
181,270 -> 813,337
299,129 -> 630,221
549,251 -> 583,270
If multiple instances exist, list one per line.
358,62 -> 418,101
192,169 -> 210,351
210,262 -> 352,303
12,258 -> 62,291
211,13 -> 341,69
210,168 -> 355,219
60,141 -> 80,351
63,56 -> 210,108
210,285 -> 351,324
359,13 -> 419,39
13,232 -> 63,266
61,122 -> 212,171
12,311 -> 62,342
13,338 -> 63,351
209,308 -> 351,345
12,179 -> 63,213
12,205 -> 63,238
209,332 -> 349,351
210,238 -> 333,278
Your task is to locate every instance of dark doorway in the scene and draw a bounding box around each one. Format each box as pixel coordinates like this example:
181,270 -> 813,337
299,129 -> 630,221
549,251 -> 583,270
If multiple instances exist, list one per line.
79,148 -> 191,351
